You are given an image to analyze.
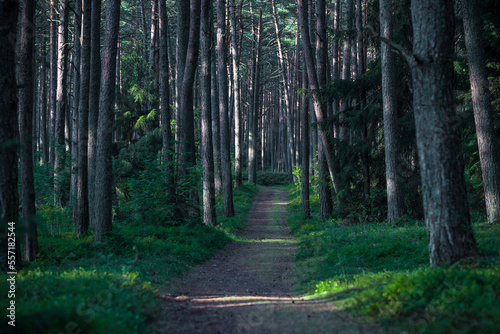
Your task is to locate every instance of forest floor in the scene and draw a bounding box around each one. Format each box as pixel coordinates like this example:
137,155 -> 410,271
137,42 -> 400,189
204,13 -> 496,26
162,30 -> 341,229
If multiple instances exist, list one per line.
155,187 -> 384,334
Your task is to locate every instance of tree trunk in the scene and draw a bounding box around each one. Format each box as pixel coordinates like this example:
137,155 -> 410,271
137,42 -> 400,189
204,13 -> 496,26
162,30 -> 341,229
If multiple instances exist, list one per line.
211,34 -> 222,194
40,34 -> 49,167
217,0 -> 235,216
230,0 -> 242,188
54,0 -> 69,206
462,0 -> 500,224
88,0 -> 102,227
19,0 -> 38,261
248,10 -> 262,186
76,0 -> 92,236
201,0 -> 217,226
49,0 -> 58,166
301,54 -> 311,219
175,0 -> 190,152
297,0 -> 337,195
159,0 -> 174,197
71,0 -> 82,225
94,0 -> 120,242
0,0 -> 21,271
315,0 -> 333,217
177,0 -> 201,217
272,0 -> 295,178
410,0 -> 479,265
380,0 -> 404,222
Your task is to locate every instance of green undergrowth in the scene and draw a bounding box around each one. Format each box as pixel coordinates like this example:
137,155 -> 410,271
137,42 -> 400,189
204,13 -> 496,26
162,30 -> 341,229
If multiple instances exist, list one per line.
287,186 -> 500,333
1,183 -> 257,334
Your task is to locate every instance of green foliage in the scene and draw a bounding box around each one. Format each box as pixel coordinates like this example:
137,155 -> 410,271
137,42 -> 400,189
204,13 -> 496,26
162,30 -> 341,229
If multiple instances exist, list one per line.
0,269 -> 158,334
287,187 -> 500,333
256,171 -> 291,186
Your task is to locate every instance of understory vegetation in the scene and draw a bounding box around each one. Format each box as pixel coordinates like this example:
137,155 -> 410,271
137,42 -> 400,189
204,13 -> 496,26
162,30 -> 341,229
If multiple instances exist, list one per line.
287,185 -> 500,334
0,142 -> 258,333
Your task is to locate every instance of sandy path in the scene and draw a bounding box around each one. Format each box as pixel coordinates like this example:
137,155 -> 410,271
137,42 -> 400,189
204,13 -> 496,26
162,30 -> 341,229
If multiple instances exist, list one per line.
155,187 -> 383,334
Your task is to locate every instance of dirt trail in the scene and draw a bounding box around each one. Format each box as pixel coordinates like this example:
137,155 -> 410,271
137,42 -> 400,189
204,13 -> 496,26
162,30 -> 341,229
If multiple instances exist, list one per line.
155,187 -> 382,334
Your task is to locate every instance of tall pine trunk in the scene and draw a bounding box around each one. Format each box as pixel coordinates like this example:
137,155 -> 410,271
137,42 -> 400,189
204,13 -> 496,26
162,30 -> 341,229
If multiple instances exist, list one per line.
410,0 -> 478,265
0,0 -> 21,271
201,0 -> 217,226
19,0 -> 38,261
230,0 -> 242,188
380,0 -> 404,222
54,0 -> 69,206
76,0 -> 92,236
462,0 -> 500,224
217,0 -> 235,216
159,0 -> 174,197
88,0 -> 101,227
94,0 -> 121,242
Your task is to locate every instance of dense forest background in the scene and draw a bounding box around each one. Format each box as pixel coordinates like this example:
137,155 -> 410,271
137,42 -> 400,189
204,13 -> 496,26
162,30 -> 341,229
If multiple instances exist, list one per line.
1,0 -> 500,333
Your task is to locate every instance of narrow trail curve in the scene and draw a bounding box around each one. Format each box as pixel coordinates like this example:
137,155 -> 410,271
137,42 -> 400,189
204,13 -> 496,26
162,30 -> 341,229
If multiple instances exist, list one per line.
155,187 -> 383,334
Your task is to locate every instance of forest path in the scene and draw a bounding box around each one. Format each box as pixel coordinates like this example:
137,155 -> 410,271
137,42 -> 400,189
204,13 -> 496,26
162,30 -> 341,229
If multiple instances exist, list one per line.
155,187 -> 382,334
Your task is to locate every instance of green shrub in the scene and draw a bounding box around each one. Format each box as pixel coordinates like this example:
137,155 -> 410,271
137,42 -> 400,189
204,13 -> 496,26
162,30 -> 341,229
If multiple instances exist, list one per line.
256,171 -> 291,186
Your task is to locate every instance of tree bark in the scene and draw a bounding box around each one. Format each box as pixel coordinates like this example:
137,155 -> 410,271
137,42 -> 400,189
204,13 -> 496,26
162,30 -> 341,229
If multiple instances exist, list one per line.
94,0 -> 120,242
301,53 -> 311,219
380,0 -> 404,222
217,0 -> 235,216
0,0 -> 21,271
88,0 -> 101,227
159,0 -> 174,197
201,0 -> 217,226
54,0 -> 69,206
315,0 -> 333,217
49,0 -> 58,166
19,0 -> 38,261
230,0 -> 242,188
76,0 -> 92,236
462,0 -> 500,224
410,0 -> 479,265
71,0 -> 82,225
175,0 -> 190,152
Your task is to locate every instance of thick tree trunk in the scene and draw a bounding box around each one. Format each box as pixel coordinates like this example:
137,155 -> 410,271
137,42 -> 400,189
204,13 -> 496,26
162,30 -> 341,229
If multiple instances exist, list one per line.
88,0 -> 101,227
230,0 -> 242,188
201,0 -> 216,226
19,0 -> 38,261
410,0 -> 479,265
76,0 -> 92,236
462,0 -> 500,224
380,0 -> 404,222
94,0 -> 120,242
54,0 -> 69,206
159,0 -> 174,197
217,0 -> 235,216
0,0 -> 21,271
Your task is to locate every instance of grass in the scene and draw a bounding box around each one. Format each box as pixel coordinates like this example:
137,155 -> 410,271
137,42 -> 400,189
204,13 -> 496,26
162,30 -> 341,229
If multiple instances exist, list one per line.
0,183 -> 258,334
287,185 -> 500,334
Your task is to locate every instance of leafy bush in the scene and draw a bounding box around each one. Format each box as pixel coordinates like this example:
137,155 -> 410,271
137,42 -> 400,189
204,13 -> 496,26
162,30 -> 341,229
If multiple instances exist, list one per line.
287,186 -> 500,333
256,171 -> 291,186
